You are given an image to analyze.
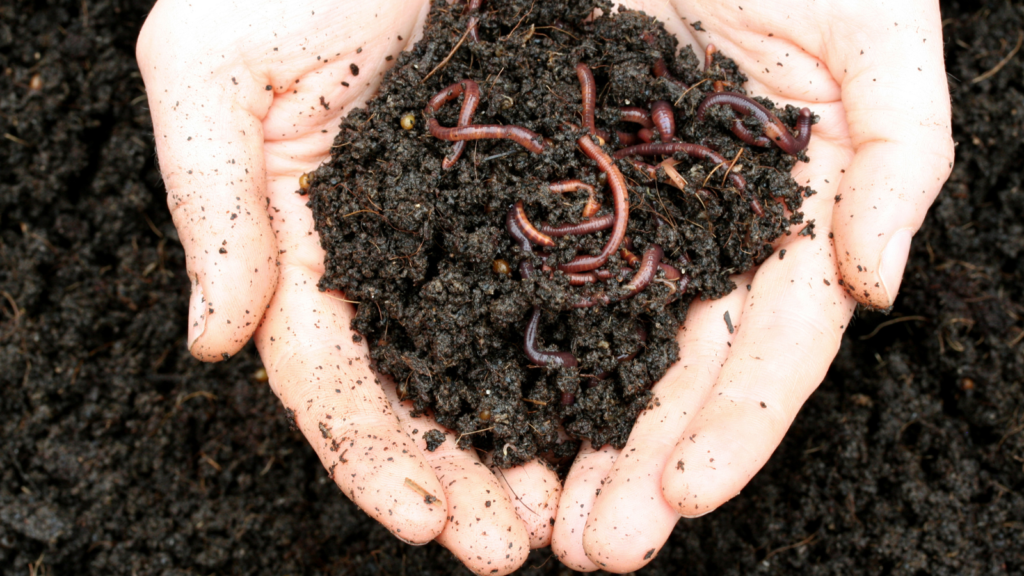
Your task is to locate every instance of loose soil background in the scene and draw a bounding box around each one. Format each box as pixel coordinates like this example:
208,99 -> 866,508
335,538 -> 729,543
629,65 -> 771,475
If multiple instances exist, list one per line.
1,0 -> 1021,574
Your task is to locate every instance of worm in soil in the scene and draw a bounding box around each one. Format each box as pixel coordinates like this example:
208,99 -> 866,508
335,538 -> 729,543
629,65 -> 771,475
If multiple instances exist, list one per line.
696,92 -> 813,155
558,134 -> 629,273
524,306 -> 577,368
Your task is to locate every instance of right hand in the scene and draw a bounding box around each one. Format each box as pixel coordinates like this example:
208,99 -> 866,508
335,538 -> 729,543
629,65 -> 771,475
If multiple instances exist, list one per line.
137,1 -> 561,573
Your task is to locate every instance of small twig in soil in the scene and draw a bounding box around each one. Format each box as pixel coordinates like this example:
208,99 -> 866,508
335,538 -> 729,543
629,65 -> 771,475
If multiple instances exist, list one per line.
859,315 -> 928,340
763,533 -> 817,562
456,426 -> 494,444
971,30 -> 1023,83
674,79 -> 708,107
1,290 -> 20,324
722,147 -> 744,186
421,23 -> 475,84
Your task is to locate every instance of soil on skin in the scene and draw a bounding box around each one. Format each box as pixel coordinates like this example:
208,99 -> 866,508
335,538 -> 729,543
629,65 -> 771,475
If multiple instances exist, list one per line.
0,0 -> 1022,574
306,0 -> 809,467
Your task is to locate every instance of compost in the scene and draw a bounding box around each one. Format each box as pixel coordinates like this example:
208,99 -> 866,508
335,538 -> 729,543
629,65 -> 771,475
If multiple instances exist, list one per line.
306,0 -> 811,466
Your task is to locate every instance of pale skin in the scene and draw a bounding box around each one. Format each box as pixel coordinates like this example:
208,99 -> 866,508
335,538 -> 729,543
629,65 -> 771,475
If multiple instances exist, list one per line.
136,0 -> 953,573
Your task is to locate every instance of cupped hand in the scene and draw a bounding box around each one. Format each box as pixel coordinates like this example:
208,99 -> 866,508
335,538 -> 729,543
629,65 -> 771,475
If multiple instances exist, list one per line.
550,0 -> 953,571
137,1 -> 561,574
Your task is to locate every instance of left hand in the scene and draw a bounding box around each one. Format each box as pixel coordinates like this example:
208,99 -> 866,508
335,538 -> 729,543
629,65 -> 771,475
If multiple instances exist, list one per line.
550,0 -> 954,571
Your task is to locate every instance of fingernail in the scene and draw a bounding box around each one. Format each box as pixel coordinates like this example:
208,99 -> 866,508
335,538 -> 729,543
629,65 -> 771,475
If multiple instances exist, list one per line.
187,278 -> 207,352
879,228 -> 914,306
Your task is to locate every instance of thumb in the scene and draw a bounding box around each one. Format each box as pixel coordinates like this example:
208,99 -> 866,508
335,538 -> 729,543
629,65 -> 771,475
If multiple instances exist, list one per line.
829,0 -> 954,309
137,2 -> 278,361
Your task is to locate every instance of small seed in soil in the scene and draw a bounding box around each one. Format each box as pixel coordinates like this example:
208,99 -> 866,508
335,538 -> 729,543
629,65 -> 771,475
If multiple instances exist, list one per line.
400,113 -> 415,130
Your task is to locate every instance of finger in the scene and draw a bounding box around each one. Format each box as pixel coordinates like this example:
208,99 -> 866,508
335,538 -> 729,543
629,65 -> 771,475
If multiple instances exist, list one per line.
253,265 -> 446,544
662,226 -> 857,517
581,273 -> 751,571
826,1 -> 954,308
489,459 -> 561,548
383,397 -> 530,576
137,7 -> 278,361
551,442 -> 618,572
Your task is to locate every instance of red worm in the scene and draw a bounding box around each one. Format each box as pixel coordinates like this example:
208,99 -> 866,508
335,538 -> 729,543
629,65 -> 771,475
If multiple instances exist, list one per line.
638,127 -> 655,143
424,80 -> 480,169
612,142 -> 747,191
619,244 -> 664,300
652,58 -> 687,89
658,262 -> 683,280
625,158 -> 659,179
426,80 -> 545,155
704,44 -> 717,73
429,123 -> 545,154
549,179 -> 601,218
541,265 -> 614,285
620,245 -> 641,267
506,204 -> 533,252
524,306 -> 577,368
539,213 -> 614,237
616,131 -> 639,146
728,119 -> 773,148
571,244 -> 663,308
650,101 -> 676,141
619,107 -> 654,128
696,93 -> 813,155
510,201 -> 555,247
464,0 -> 482,41
576,63 -> 597,135
624,242 -> 680,279
558,135 -> 629,273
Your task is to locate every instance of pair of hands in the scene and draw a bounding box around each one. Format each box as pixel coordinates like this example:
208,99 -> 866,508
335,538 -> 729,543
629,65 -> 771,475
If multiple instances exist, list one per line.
137,0 -> 953,572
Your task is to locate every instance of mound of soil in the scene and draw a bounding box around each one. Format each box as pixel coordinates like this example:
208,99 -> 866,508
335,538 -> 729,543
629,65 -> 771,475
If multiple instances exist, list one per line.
1,0 -> 1021,574
307,0 -> 809,466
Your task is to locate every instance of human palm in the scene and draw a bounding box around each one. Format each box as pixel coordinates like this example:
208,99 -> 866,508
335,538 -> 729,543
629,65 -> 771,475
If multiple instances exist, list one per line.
138,0 -> 952,574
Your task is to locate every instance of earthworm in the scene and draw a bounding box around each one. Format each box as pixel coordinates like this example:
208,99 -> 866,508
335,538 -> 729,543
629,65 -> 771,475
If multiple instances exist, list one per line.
638,127 -> 655,143
524,306 -> 578,368
616,131 -> 640,146
424,80 -> 480,169
625,159 -> 659,179
619,244 -> 664,300
571,244 -> 662,307
650,100 -> 676,141
620,244 -> 641,267
696,92 -> 813,155
506,204 -> 533,252
727,119 -> 773,148
541,265 -> 615,285
510,201 -> 555,247
619,107 -> 654,128
426,80 -> 544,154
612,142 -> 747,191
658,262 -> 683,280
549,179 -> 601,218
558,135 -> 629,273
539,213 -> 614,237
428,123 -> 545,154
704,44 -> 717,73
652,58 -> 687,89
576,63 -> 597,135
464,0 -> 482,41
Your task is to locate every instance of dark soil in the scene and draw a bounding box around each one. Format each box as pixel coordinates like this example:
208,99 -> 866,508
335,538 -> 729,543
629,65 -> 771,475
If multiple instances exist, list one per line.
0,0 -> 1021,574
306,0 -> 808,466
